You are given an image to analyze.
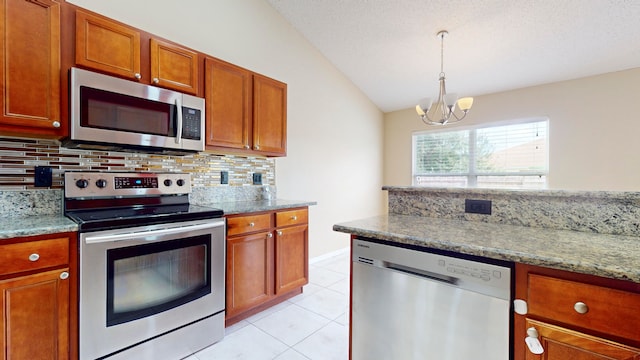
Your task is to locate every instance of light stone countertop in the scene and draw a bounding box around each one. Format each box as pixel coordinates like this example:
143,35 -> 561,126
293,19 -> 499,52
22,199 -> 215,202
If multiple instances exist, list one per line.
334,214 -> 640,283
203,199 -> 317,216
0,215 -> 78,240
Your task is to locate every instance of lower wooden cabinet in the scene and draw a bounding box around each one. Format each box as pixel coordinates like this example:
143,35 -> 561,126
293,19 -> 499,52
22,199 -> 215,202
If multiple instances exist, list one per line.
0,268 -> 69,360
524,319 -> 640,360
0,232 -> 75,360
515,263 -> 640,360
225,208 -> 308,325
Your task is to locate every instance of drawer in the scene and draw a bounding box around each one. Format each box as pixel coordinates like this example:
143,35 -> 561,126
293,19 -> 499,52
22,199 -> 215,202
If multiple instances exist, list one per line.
227,213 -> 272,236
276,208 -> 308,227
0,237 -> 70,277
528,273 -> 640,341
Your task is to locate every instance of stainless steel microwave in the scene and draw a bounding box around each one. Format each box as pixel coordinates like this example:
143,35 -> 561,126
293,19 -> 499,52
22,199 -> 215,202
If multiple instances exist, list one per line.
64,67 -> 205,154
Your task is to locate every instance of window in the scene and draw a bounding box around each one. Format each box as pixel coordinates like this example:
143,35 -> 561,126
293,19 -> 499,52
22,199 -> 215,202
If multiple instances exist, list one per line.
412,119 -> 548,189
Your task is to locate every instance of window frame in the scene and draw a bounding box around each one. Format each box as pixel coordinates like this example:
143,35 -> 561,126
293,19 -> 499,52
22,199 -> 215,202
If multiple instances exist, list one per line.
411,117 -> 549,188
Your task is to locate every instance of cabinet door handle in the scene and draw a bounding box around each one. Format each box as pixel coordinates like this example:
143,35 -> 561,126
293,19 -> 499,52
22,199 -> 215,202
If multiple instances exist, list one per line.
60,272 -> 69,280
574,301 -> 589,314
52,121 -> 61,128
134,73 -> 142,80
255,145 -> 260,150
267,233 -> 273,238
277,230 -> 283,236
29,253 -> 40,262
152,77 -> 159,84
244,145 -> 250,149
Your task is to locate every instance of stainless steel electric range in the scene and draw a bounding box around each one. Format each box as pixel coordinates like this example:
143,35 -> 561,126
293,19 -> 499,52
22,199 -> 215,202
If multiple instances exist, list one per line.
64,171 -> 225,360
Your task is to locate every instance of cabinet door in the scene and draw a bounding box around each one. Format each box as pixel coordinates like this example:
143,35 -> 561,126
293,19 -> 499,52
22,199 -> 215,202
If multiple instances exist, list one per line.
150,38 -> 198,94
226,232 -> 273,318
525,319 -> 640,360
0,268 -> 69,360
204,57 -> 251,150
253,74 -> 287,156
75,10 -> 141,80
275,225 -> 308,295
0,0 -> 62,136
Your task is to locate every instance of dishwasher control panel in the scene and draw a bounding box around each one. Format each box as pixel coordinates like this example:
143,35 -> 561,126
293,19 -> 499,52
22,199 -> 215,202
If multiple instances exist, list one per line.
353,238 -> 512,300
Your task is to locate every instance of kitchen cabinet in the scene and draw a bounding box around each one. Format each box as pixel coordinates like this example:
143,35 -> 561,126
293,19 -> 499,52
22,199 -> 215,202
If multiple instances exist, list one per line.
205,57 -> 287,157
0,232 -> 76,360
225,208 -> 308,325
75,10 -> 198,94
0,0 -> 63,138
514,263 -> 640,359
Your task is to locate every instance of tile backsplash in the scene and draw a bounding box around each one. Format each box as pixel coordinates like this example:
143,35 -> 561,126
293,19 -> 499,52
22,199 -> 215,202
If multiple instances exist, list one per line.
0,137 -> 275,190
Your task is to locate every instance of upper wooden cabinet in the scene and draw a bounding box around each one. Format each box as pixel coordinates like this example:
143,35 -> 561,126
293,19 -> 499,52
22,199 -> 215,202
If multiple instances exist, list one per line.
0,0 -> 63,138
150,38 -> 198,94
75,10 -> 198,94
205,57 -> 287,157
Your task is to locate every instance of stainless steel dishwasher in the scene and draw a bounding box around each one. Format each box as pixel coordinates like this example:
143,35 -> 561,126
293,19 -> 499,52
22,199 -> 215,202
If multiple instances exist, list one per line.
351,238 -> 513,360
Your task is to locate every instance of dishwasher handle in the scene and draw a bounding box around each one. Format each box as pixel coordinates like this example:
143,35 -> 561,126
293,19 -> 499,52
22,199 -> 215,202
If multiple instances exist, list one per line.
385,262 -> 458,286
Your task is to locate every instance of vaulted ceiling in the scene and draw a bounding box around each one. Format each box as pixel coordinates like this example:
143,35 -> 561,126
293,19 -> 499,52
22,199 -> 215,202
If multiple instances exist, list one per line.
266,0 -> 640,112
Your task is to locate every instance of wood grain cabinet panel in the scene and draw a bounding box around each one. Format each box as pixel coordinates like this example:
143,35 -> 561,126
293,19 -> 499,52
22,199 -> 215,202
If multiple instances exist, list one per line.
525,319 -> 640,360
225,208 -> 309,326
0,0 -> 62,137
204,57 -> 251,150
275,224 -> 308,295
75,10 -> 141,80
528,274 -> 640,342
150,38 -> 198,94
515,264 -> 640,359
0,232 -> 75,360
253,73 -> 287,156
205,57 -> 286,156
225,231 -> 273,319
0,268 -> 69,360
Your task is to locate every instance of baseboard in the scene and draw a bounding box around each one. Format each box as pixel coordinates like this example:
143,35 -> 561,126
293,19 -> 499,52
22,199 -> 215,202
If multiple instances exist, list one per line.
309,247 -> 349,264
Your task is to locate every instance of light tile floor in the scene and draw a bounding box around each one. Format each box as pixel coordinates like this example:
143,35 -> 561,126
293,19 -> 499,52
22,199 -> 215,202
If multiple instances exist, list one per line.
188,250 -> 350,360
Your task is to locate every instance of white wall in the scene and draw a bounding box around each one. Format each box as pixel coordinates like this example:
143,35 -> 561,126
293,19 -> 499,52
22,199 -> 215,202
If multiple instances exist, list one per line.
69,0 -> 386,257
384,68 -> 640,191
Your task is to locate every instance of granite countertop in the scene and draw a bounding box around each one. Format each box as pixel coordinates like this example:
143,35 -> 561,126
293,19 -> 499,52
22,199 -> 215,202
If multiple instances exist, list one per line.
204,199 -> 317,216
333,214 -> 640,284
0,215 -> 78,240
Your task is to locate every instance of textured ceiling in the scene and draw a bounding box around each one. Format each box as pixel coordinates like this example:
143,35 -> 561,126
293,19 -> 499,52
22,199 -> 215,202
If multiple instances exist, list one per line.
265,0 -> 640,112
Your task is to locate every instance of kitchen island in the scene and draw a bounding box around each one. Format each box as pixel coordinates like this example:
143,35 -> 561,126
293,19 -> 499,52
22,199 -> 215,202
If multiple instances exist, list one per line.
335,186 -> 640,360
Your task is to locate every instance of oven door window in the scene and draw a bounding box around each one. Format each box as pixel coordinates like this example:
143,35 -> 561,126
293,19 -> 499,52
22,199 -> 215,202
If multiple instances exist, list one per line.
80,86 -> 176,136
106,235 -> 211,326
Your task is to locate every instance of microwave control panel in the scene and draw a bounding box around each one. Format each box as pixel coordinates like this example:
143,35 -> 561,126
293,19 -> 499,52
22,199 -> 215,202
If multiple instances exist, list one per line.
182,108 -> 201,140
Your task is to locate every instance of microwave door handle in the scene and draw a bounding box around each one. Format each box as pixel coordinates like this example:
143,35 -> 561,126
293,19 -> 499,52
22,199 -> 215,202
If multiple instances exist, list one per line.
175,97 -> 183,144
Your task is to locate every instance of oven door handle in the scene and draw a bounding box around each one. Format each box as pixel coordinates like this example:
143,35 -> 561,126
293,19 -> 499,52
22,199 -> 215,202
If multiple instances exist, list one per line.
84,222 -> 220,244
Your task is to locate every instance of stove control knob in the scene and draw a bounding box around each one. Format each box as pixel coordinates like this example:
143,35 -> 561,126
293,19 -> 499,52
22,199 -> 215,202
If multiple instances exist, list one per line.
76,179 -> 89,189
176,179 -> 185,186
164,179 -> 173,187
95,179 -> 108,188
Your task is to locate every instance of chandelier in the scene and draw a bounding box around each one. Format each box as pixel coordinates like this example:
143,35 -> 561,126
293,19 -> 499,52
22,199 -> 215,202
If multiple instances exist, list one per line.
415,30 -> 473,125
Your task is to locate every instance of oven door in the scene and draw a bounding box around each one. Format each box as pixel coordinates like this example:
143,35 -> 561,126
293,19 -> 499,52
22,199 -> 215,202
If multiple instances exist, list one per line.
79,218 -> 225,360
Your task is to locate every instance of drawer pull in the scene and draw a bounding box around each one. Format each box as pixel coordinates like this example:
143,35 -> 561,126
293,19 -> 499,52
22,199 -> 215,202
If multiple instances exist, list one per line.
249,222 -> 255,227
291,215 -> 298,221
574,301 -> 589,314
60,272 -> 69,280
29,253 -> 40,262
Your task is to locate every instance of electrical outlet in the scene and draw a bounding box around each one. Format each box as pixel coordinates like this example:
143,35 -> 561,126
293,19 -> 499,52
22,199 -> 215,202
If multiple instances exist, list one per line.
465,199 -> 492,215
34,166 -> 52,187
252,173 -> 262,185
220,171 -> 229,184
